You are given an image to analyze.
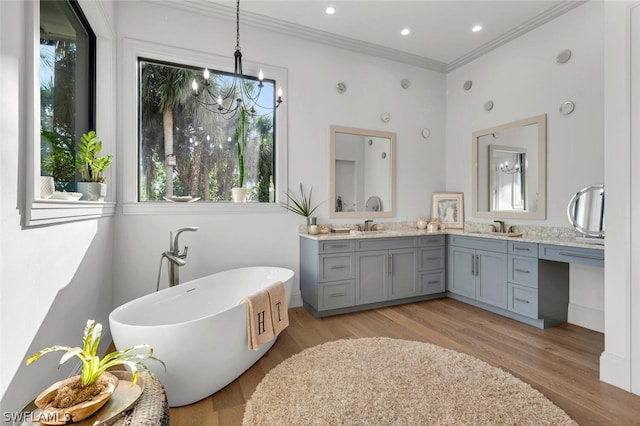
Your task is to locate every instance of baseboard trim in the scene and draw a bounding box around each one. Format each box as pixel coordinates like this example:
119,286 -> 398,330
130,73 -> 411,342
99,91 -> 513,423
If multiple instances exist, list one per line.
600,351 -> 631,391
568,303 -> 604,332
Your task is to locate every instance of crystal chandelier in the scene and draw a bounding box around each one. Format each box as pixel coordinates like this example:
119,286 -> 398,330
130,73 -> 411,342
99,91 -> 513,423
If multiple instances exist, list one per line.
190,0 -> 283,118
499,161 -> 521,174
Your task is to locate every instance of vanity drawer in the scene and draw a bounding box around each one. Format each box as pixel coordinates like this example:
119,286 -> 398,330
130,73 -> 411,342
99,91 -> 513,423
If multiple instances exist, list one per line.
319,254 -> 354,282
356,237 -> 416,251
508,283 -> 539,319
448,235 -> 507,253
418,235 -> 445,246
418,247 -> 445,271
419,270 -> 445,295
538,244 -> 604,268
319,240 -> 355,254
508,255 -> 538,288
320,281 -> 354,310
508,241 -> 538,258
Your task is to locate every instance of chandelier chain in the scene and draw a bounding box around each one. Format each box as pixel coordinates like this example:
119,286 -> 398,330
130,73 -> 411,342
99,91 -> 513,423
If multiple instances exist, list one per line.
236,0 -> 241,52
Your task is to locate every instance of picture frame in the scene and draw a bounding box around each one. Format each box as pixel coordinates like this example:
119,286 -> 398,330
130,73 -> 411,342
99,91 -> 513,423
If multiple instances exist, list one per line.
432,192 -> 464,229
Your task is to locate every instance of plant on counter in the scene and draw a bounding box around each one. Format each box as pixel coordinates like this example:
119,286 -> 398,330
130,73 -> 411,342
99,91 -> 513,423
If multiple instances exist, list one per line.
281,183 -> 322,224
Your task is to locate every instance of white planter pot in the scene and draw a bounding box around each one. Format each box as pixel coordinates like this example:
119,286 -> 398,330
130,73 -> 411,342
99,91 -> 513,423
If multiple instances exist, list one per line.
232,187 -> 247,203
77,182 -> 107,201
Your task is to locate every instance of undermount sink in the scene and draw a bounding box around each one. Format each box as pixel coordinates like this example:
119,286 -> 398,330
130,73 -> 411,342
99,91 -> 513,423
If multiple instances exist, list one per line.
468,231 -> 523,238
349,230 -> 390,236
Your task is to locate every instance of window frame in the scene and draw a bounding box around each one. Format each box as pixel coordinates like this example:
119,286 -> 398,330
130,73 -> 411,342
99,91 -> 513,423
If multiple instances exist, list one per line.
24,0 -> 116,226
121,38 -> 288,215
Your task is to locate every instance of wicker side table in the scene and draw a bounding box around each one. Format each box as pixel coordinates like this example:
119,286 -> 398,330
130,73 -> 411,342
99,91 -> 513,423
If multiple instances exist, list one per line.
112,372 -> 169,426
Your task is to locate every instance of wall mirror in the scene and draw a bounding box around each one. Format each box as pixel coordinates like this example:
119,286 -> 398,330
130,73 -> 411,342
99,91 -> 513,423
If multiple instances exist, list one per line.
472,114 -> 546,220
567,185 -> 604,239
330,125 -> 396,218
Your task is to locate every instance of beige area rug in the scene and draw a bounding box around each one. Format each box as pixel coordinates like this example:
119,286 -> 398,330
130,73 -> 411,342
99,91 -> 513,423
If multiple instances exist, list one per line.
243,337 -> 576,425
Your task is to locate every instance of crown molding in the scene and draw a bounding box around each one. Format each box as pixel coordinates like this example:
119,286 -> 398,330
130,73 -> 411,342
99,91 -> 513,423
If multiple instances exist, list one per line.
446,0 -> 588,72
152,0 -> 447,73
150,0 -> 586,74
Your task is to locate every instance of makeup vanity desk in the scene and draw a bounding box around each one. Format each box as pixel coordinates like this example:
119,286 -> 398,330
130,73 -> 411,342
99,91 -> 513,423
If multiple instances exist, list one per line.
299,229 -> 603,328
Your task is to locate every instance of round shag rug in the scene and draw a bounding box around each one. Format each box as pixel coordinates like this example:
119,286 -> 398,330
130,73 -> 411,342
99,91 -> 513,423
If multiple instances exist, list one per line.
243,337 -> 577,425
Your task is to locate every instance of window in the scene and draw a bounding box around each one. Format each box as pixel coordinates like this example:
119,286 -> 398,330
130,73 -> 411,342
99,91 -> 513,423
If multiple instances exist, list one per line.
40,0 -> 95,192
138,59 -> 277,203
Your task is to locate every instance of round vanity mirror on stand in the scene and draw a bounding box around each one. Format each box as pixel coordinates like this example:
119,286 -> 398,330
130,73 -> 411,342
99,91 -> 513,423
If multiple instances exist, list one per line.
567,185 -> 604,244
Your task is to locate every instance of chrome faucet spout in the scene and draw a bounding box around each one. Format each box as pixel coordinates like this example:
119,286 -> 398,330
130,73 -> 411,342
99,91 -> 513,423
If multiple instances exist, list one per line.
493,220 -> 505,233
364,220 -> 374,232
170,227 -> 199,255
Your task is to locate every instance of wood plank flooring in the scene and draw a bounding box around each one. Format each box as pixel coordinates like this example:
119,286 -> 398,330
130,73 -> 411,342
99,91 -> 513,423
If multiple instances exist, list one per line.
169,299 -> 640,425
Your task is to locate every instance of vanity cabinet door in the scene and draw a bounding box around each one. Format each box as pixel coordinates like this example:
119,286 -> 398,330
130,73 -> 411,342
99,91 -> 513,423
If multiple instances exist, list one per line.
476,250 -> 508,309
355,250 -> 387,305
447,246 -> 476,299
388,248 -> 417,300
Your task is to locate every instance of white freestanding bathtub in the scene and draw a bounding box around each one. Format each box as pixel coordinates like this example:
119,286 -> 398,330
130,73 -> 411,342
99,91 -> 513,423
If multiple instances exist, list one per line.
109,266 -> 294,407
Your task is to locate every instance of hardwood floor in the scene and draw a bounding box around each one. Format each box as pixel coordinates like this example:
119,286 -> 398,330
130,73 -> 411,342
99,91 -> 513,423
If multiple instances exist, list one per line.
169,299 -> 640,425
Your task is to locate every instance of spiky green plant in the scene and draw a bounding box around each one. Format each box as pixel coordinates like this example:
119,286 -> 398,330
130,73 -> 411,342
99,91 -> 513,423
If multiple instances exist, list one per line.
26,320 -> 164,387
75,131 -> 113,183
281,183 -> 321,218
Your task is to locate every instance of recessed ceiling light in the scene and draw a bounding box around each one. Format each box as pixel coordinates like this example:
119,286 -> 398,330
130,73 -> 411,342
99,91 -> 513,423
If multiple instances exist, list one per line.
401,28 -> 411,36
472,25 -> 483,32
325,6 -> 336,15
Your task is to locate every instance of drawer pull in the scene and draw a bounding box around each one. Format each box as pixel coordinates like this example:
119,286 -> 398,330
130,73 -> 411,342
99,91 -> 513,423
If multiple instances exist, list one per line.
427,280 -> 440,285
330,292 -> 347,298
514,297 -> 530,304
329,244 -> 349,249
558,251 -> 604,261
331,265 -> 348,270
426,256 -> 440,261
514,268 -> 530,274
513,247 -> 531,251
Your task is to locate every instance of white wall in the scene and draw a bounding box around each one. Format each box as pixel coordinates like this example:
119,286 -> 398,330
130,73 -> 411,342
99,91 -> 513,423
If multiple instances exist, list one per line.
0,0 -> 116,417
445,2 -> 605,331
112,1 -> 446,307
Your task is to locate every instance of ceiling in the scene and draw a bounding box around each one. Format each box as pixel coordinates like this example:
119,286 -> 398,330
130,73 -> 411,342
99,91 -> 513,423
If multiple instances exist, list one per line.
177,0 -> 586,72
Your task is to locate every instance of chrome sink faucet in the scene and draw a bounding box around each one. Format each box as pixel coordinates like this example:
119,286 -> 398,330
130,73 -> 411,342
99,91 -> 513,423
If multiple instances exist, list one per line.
160,227 -> 199,289
493,220 -> 505,233
364,220 -> 374,231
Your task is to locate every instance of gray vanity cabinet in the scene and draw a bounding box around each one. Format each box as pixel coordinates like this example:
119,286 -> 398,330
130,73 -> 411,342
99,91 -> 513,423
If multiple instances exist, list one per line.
447,236 -> 508,309
300,235 -> 444,317
355,238 -> 417,304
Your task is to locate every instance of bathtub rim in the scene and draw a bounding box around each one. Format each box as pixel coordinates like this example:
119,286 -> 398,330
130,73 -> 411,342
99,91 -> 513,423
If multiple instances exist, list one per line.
109,266 -> 294,330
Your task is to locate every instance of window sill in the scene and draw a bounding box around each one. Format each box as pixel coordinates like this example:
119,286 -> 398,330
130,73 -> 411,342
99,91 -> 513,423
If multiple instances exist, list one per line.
122,201 -> 287,215
26,199 -> 116,226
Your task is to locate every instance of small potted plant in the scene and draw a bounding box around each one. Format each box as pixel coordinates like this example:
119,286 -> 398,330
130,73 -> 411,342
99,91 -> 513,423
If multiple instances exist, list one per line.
281,183 -> 322,226
75,131 -> 113,201
232,111 -> 248,203
26,319 -> 164,424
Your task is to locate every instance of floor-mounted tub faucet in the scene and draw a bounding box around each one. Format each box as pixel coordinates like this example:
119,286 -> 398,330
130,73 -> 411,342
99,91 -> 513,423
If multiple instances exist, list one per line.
157,227 -> 199,290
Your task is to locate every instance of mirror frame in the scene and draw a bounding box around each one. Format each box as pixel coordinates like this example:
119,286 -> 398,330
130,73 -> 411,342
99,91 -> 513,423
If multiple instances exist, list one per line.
472,114 -> 547,220
330,125 -> 396,218
567,184 -> 605,237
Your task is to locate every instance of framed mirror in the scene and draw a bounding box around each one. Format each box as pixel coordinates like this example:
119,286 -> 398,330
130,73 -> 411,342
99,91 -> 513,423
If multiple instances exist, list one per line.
472,114 -> 546,220
330,125 -> 396,218
567,185 -> 604,238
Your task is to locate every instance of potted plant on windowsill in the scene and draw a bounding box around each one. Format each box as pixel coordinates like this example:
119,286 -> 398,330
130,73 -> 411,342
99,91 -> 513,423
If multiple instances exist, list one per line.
232,110 -> 248,203
75,131 -> 113,201
26,319 -> 164,424
281,183 -> 322,227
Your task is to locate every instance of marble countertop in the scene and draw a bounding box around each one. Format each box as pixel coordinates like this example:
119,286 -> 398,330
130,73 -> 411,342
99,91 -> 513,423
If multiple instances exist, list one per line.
300,228 -> 604,250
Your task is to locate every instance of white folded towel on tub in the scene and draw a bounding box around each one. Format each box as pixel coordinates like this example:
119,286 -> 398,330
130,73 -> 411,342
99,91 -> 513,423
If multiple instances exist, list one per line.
240,289 -> 274,351
266,281 -> 289,335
